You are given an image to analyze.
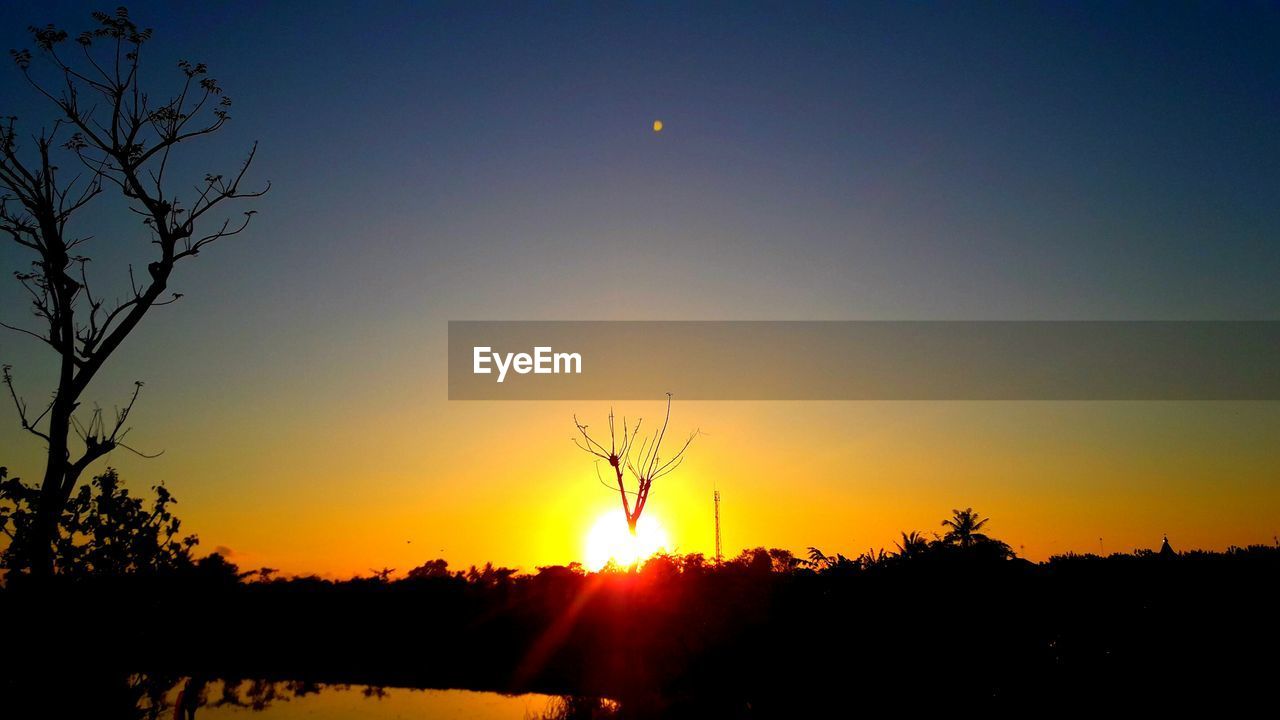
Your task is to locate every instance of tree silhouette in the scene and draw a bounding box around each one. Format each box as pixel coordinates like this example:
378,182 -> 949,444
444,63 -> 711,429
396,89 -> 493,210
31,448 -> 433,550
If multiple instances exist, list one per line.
941,507 -> 992,548
800,546 -> 856,571
0,8 -> 266,577
895,530 -> 932,558
939,507 -> 1014,559
406,558 -> 452,579
3,503 -> 1275,712
572,394 -> 695,535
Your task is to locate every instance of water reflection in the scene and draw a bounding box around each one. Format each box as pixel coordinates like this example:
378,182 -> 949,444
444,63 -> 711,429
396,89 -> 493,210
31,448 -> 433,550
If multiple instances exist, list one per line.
0,674 -> 617,720
134,677 -> 616,720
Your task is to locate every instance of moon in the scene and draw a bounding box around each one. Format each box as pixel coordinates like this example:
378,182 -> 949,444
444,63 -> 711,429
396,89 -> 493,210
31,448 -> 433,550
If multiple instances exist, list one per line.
652,120 -> 663,132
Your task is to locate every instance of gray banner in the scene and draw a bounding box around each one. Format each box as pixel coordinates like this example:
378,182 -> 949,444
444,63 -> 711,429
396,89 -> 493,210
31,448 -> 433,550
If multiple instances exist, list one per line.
448,321 -> 1280,400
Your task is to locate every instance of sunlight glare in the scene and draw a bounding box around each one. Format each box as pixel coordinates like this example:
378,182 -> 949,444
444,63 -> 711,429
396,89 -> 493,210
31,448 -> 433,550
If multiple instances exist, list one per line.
585,509 -> 670,571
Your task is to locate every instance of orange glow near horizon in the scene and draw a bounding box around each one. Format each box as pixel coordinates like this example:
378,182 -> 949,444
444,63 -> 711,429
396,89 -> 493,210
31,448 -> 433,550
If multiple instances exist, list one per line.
5,398 -> 1280,579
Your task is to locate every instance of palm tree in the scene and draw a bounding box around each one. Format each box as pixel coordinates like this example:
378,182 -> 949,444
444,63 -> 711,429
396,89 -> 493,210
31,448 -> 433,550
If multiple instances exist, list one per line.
802,546 -> 857,571
859,547 -> 888,569
941,508 -> 992,548
895,530 -> 932,559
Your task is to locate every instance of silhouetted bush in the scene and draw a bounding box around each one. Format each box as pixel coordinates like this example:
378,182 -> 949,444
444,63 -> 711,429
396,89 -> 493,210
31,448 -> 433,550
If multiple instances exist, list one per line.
1,466 -> 197,579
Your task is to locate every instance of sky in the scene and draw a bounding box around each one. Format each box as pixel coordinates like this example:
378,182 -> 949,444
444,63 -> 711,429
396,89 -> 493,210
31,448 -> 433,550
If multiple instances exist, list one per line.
1,2 -> 1277,576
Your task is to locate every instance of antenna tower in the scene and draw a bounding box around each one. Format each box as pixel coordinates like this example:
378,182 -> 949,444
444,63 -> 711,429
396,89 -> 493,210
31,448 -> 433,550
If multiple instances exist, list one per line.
714,489 -> 723,564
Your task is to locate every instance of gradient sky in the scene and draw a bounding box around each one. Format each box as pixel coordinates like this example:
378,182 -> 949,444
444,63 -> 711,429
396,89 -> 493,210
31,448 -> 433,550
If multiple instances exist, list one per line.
1,2 -> 1278,576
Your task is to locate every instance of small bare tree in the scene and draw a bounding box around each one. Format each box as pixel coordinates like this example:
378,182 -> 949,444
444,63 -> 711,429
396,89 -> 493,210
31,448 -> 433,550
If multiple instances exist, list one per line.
0,8 -> 266,577
573,394 -> 696,535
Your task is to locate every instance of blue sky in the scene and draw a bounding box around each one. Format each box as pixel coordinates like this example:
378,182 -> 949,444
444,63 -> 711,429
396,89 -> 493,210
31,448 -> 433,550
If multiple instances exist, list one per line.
3,2 -> 1276,335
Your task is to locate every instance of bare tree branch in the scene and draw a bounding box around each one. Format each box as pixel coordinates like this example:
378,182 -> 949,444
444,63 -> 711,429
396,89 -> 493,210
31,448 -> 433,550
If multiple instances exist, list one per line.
572,395 -> 695,535
2,364 -> 52,442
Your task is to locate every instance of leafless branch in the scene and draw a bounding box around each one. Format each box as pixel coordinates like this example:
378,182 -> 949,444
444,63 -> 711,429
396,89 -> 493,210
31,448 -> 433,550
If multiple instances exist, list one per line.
572,395 -> 695,533
2,364 -> 51,441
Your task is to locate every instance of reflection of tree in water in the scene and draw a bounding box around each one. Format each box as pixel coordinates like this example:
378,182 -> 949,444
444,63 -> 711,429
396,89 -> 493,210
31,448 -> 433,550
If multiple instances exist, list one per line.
210,678 -> 327,711
136,676 -> 375,718
528,696 -> 621,720
159,679 -> 611,720
4,672 -> 189,720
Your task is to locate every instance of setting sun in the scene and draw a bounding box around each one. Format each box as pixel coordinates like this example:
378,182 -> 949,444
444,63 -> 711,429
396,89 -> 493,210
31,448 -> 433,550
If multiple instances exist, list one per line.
584,509 -> 671,570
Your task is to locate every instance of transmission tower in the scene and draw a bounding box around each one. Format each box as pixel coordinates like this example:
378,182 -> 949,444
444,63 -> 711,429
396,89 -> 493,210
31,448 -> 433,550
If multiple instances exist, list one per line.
714,489 -> 723,564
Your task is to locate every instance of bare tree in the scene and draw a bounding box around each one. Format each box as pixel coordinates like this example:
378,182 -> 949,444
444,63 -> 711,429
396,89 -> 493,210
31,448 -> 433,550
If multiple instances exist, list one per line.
0,8 -> 266,577
573,394 -> 696,535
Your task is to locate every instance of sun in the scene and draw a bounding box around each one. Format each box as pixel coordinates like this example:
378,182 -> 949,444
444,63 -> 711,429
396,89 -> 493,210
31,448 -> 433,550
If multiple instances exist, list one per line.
584,509 -> 671,571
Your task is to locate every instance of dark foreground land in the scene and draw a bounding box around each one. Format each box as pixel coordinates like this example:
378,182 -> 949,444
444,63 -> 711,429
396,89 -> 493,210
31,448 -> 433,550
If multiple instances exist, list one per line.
3,543 -> 1279,717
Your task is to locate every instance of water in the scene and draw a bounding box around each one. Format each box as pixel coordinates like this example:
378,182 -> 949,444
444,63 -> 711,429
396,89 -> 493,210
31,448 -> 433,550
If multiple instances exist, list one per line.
138,678 -> 617,720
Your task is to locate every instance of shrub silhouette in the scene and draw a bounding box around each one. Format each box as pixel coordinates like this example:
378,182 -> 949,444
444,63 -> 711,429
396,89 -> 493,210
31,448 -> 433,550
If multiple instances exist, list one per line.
1,466 -> 196,577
